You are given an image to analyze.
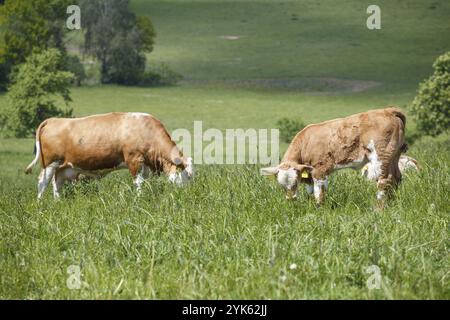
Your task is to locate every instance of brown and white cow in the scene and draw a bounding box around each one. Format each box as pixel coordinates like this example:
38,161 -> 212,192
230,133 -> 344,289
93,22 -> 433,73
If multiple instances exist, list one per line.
25,112 -> 194,199
261,107 -> 406,207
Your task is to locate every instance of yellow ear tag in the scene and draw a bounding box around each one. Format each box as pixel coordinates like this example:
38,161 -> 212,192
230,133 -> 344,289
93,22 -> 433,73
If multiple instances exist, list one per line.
301,171 -> 310,178
362,164 -> 369,173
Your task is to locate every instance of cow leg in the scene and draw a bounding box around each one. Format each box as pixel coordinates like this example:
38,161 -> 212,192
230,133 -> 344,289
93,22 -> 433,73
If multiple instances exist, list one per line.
376,174 -> 394,210
313,177 -> 328,205
141,164 -> 150,179
126,157 -> 146,194
305,184 -> 314,196
376,159 -> 402,209
37,162 -> 59,200
52,169 -> 66,199
134,166 -> 147,194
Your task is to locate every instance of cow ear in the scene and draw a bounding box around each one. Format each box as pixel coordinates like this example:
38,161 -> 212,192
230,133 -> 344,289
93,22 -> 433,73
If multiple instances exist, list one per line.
260,167 -> 279,176
293,164 -> 313,178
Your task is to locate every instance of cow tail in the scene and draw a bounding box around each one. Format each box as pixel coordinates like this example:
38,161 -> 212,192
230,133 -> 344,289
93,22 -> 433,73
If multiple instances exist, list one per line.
386,107 -> 406,128
387,107 -> 407,153
25,121 -> 46,174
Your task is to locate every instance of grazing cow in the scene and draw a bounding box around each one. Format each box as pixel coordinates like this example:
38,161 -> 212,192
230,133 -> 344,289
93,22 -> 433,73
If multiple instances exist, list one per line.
25,112 -> 194,199
362,154 -> 419,179
261,107 -> 406,208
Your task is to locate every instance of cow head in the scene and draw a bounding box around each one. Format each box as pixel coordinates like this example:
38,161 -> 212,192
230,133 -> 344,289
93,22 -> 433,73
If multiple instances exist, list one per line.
261,161 -> 313,199
168,156 -> 194,185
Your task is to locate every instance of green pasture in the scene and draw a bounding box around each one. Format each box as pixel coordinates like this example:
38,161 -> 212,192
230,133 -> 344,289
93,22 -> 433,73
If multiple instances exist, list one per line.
0,0 -> 449,299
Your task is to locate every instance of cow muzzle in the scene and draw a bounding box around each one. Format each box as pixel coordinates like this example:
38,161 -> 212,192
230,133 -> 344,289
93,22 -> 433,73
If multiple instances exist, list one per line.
168,170 -> 191,185
168,159 -> 194,186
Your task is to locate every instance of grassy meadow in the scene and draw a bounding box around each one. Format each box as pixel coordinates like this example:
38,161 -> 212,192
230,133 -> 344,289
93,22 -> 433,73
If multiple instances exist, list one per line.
0,0 -> 449,299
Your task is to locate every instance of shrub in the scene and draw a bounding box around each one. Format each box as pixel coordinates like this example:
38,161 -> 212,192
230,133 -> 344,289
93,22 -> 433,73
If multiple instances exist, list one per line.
276,117 -> 306,143
0,49 -> 74,137
0,0 -> 71,87
140,63 -> 183,86
410,52 -> 450,136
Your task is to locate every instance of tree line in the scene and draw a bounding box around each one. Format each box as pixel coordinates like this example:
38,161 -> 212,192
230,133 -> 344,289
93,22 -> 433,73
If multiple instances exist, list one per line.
0,0 -> 160,137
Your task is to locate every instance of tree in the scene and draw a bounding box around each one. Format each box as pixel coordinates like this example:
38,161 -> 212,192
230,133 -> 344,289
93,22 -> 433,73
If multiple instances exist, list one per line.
410,52 -> 450,137
80,0 -> 155,84
107,18 -> 156,84
65,54 -> 86,86
0,49 -> 74,137
0,0 -> 71,88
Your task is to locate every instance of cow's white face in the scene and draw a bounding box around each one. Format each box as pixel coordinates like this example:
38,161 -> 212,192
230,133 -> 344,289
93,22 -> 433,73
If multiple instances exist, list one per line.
168,157 -> 194,185
261,162 -> 313,200
277,168 -> 299,199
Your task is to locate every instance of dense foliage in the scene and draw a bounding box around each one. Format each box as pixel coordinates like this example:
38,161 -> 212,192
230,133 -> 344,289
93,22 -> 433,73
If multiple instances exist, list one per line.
0,49 -> 73,137
410,52 -> 450,136
0,0 -> 71,89
80,0 -> 156,85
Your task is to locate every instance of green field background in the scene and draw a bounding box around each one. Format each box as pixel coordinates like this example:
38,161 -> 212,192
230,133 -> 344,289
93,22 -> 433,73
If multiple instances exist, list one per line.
0,0 -> 449,299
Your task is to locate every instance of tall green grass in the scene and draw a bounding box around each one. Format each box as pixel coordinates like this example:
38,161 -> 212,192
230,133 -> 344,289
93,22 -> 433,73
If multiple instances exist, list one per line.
0,136 -> 448,299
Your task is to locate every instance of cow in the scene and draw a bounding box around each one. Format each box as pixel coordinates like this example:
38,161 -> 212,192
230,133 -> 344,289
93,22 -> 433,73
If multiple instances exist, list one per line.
261,107 -> 406,208
362,154 -> 419,179
25,112 -> 194,199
